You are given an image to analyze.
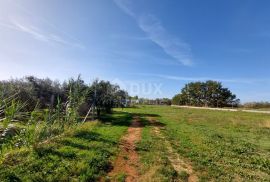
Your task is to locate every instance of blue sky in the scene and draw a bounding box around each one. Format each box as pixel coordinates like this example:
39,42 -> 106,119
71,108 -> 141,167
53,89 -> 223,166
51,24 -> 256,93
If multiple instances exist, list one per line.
0,0 -> 270,102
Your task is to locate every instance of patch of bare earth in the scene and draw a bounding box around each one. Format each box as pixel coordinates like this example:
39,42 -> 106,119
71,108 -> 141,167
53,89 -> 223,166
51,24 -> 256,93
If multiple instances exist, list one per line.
148,117 -> 198,182
108,116 -> 142,182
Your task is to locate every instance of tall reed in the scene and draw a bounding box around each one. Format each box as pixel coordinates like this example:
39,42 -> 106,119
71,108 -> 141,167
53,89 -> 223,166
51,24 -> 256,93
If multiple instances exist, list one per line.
0,76 -> 89,156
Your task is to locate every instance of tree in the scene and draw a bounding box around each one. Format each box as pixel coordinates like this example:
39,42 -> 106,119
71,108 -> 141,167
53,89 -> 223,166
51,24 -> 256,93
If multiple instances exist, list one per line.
172,81 -> 239,107
172,94 -> 186,105
26,76 -> 65,109
87,80 -> 127,117
0,76 -> 128,120
0,77 -> 65,111
115,90 -> 128,108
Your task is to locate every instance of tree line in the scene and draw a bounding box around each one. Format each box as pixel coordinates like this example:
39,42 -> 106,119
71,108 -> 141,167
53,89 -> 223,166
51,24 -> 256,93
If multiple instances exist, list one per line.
172,81 -> 240,107
0,75 -> 128,117
128,96 -> 171,105
242,102 -> 270,109
0,75 -> 129,155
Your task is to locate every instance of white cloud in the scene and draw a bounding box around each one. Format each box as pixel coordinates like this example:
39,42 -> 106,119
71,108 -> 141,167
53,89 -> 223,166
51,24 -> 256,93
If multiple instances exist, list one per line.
138,15 -> 193,66
12,20 -> 49,42
0,0 -> 84,49
114,0 -> 136,17
135,73 -> 266,84
7,19 -> 85,49
114,0 -> 193,66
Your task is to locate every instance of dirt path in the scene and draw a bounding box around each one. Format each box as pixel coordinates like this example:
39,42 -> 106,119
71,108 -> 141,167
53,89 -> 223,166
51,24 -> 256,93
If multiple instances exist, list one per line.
149,118 -> 198,182
108,116 -> 142,182
108,116 -> 197,182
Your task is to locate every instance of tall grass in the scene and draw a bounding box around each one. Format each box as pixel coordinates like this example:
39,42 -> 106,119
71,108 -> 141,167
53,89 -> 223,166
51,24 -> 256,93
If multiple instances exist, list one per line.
0,77 -> 87,156
0,91 -> 27,154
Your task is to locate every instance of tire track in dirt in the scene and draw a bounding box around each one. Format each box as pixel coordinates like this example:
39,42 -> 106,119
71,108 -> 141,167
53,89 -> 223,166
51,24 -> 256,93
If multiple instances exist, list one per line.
148,118 -> 198,182
108,116 -> 142,182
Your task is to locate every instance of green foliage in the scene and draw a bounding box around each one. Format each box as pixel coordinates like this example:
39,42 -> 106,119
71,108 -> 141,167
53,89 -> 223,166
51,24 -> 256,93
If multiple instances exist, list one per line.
0,111 -> 132,181
115,173 -> 127,182
0,76 -> 128,115
0,76 -> 129,181
172,81 -> 240,107
243,102 -> 270,109
87,80 -> 128,116
0,76 -> 128,158
0,77 -> 64,111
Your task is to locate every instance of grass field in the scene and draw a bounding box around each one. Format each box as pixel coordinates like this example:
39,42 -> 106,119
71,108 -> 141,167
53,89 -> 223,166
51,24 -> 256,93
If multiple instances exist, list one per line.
0,112 -> 132,181
118,105 -> 270,181
0,105 -> 269,181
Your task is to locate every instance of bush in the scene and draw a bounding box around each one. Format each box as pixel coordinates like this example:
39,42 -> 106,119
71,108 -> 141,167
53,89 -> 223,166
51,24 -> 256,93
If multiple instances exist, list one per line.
243,102 -> 270,109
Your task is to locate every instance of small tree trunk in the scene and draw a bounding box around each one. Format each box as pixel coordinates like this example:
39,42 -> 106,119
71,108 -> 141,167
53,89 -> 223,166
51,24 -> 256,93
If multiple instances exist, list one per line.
97,108 -> 101,117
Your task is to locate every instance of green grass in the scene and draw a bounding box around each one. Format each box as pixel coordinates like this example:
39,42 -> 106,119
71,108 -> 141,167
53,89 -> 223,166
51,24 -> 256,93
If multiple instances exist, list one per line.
135,117 -> 178,182
0,111 -> 132,182
119,105 -> 270,181
1,106 -> 269,181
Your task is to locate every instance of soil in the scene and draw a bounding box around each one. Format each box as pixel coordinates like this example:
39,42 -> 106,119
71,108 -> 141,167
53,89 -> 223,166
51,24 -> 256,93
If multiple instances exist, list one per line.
108,116 -> 198,182
108,116 -> 142,182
